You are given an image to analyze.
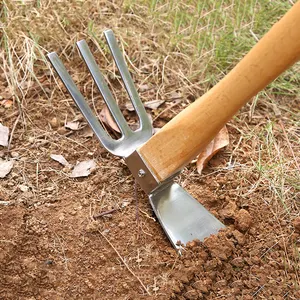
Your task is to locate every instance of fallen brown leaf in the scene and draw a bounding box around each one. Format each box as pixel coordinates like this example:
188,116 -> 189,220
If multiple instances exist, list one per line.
50,154 -> 72,168
196,126 -> 229,174
65,121 -> 80,131
0,159 -> 14,178
125,100 -> 165,111
100,106 -> 120,133
70,159 -> 97,178
0,123 -> 9,147
144,100 -> 165,110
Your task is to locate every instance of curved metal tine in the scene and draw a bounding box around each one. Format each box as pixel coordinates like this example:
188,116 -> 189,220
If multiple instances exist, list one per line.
103,30 -> 152,134
47,52 -> 115,152
76,40 -> 131,137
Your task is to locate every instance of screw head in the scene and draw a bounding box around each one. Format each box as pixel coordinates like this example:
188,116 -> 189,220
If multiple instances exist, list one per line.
138,169 -> 146,178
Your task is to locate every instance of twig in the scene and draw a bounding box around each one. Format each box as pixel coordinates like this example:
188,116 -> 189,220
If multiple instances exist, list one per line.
98,230 -> 151,296
0,201 -> 12,206
93,208 -> 118,219
7,113 -> 21,155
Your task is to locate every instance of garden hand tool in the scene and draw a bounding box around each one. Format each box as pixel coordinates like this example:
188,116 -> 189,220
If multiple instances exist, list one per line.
48,1 -> 300,249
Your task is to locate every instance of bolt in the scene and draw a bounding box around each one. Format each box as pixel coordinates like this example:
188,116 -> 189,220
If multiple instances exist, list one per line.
138,169 -> 146,178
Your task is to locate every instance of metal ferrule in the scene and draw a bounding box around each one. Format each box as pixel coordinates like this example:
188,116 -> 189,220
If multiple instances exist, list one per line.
125,150 -> 180,195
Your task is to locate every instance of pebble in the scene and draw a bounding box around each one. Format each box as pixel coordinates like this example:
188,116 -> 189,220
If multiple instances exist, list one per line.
57,127 -> 68,135
11,152 -> 19,158
232,230 -> 245,245
49,117 -> 59,128
220,201 -> 237,218
28,137 -> 35,143
102,229 -> 110,235
19,184 -> 29,192
235,209 -> 252,231
118,222 -> 126,228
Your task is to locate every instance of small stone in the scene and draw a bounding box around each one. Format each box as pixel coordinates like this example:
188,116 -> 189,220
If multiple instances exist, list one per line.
118,222 -> 126,228
121,200 -> 131,208
57,127 -> 68,135
220,201 -> 237,218
235,209 -> 252,231
102,229 -> 110,235
103,214 -> 112,219
45,259 -> 53,265
28,137 -> 35,143
19,184 -> 29,192
232,230 -> 245,245
49,117 -> 59,128
11,152 -> 19,158
293,217 -> 300,233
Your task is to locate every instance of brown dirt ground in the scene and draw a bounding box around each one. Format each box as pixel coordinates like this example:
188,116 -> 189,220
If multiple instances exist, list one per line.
1,79 -> 300,299
0,2 -> 300,298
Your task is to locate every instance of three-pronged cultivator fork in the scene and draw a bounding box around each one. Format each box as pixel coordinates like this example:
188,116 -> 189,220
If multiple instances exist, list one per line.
47,29 -> 225,250
47,30 -> 152,158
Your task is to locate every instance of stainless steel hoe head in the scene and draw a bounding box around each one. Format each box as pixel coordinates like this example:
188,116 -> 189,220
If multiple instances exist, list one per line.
47,29 -> 225,250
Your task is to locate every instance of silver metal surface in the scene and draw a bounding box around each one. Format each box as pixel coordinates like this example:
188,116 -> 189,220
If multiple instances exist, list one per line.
47,30 -> 152,158
125,150 -> 160,194
149,182 -> 225,249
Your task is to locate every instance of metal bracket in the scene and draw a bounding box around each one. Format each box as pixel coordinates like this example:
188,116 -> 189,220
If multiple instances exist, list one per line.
125,150 -> 160,194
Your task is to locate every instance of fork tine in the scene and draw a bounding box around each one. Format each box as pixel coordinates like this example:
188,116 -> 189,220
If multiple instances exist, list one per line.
76,40 -> 131,137
103,30 -> 152,133
47,52 -> 115,149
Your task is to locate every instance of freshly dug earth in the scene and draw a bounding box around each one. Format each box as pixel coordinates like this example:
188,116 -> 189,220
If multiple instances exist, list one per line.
0,90 -> 299,299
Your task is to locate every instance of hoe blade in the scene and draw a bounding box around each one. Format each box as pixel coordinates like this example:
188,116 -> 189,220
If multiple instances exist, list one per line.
149,182 -> 225,249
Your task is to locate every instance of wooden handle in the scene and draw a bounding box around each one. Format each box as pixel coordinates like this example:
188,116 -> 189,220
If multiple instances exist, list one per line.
138,1 -> 300,182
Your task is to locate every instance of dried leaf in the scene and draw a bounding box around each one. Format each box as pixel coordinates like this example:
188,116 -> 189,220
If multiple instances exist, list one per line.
125,100 -> 165,111
0,123 -> 9,147
50,154 -> 72,168
82,126 -> 94,138
0,100 -> 13,108
144,100 -> 165,110
138,84 -> 151,92
70,160 -> 96,178
100,106 -> 120,133
125,102 -> 135,112
169,91 -> 182,100
196,126 -> 229,174
65,121 -> 80,130
0,159 -> 14,178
